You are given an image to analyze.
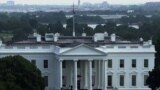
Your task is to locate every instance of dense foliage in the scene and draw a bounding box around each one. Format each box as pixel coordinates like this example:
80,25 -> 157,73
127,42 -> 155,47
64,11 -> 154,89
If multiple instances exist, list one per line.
146,36 -> 160,90
146,66 -> 160,90
0,55 -> 45,90
0,11 -> 160,41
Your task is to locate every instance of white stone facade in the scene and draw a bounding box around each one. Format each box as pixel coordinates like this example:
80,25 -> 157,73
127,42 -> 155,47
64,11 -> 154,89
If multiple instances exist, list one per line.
0,33 -> 155,90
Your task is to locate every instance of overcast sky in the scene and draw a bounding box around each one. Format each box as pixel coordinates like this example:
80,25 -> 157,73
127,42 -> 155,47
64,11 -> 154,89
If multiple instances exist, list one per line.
0,0 -> 160,5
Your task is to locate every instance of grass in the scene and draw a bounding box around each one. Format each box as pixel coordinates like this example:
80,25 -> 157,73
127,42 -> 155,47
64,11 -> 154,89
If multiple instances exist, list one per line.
0,33 -> 13,42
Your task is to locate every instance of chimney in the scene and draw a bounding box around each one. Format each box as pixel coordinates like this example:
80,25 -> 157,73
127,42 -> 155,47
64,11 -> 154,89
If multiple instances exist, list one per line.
54,33 -> 60,42
104,32 -> 108,37
140,37 -> 143,42
148,40 -> 152,45
111,33 -> 116,42
36,34 -> 41,42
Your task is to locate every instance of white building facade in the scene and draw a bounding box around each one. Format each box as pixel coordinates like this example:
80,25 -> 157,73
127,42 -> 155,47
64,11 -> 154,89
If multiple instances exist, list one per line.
0,33 -> 155,90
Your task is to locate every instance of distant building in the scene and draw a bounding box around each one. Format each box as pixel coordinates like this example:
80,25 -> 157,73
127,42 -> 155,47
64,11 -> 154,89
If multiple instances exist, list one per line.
0,32 -> 155,90
6,0 -> 15,6
127,10 -> 134,13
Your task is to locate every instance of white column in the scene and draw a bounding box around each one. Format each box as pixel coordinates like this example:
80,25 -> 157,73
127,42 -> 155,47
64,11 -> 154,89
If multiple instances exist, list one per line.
67,61 -> 72,88
60,60 -> 63,89
98,60 -> 101,89
74,60 -> 78,90
95,60 -> 99,89
103,60 -> 107,90
84,61 -> 88,89
80,61 -> 84,89
100,60 -> 103,89
88,60 -> 93,90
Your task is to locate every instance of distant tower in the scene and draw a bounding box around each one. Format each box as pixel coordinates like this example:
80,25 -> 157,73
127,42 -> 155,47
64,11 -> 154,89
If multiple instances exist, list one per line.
72,3 -> 75,37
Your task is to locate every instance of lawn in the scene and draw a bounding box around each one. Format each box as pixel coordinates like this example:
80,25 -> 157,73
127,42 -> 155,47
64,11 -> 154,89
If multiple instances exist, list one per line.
0,33 -> 13,42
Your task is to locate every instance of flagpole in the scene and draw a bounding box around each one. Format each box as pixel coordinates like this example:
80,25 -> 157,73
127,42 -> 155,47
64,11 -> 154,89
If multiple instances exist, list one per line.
73,3 -> 75,37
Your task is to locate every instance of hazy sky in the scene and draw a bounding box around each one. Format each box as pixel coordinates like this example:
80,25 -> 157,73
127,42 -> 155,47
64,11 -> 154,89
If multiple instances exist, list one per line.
1,0 -> 160,5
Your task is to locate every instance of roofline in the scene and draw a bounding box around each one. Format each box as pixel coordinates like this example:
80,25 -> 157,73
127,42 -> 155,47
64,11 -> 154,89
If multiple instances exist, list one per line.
7,42 -> 142,45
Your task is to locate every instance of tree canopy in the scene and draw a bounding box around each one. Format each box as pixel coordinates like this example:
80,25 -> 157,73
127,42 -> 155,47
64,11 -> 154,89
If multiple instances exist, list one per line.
0,55 -> 45,90
146,36 -> 160,90
147,66 -> 160,90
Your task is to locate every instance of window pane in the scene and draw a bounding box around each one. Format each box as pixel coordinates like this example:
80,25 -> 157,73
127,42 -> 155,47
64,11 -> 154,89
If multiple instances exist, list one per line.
31,60 -> 36,65
63,61 -> 66,68
44,60 -> 48,68
132,75 -> 136,86
92,61 -> 95,68
44,76 -> 48,86
63,76 -> 66,86
144,59 -> 148,68
120,75 -> 124,86
108,75 -> 112,86
144,75 -> 148,86
108,59 -> 112,68
132,59 -> 136,68
120,59 -> 124,68
77,61 -> 80,68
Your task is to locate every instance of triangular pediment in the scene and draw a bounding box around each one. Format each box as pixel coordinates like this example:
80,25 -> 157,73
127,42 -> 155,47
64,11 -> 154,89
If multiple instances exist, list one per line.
60,44 -> 106,56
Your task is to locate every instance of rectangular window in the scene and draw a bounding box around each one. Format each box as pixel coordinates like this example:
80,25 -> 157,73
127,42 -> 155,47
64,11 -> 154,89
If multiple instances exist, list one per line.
44,60 -> 48,68
62,76 -> 66,86
108,75 -> 112,86
44,76 -> 48,87
120,75 -> 124,86
144,59 -> 148,68
63,61 -> 66,68
77,61 -> 81,68
144,75 -> 148,86
92,76 -> 95,86
108,59 -> 112,68
92,61 -> 95,68
132,59 -> 136,68
31,60 -> 36,65
132,75 -> 136,86
77,61 -> 80,68
120,59 -> 124,68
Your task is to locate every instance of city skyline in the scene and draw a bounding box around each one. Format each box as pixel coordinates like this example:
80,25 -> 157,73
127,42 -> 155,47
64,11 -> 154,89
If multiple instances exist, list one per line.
0,0 -> 160,5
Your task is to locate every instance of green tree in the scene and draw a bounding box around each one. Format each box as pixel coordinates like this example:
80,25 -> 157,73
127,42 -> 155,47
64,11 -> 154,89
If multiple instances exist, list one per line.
0,55 -> 45,90
12,29 -> 28,41
94,24 -> 105,33
146,36 -> 160,90
84,26 -> 94,36
49,21 -> 64,33
146,67 -> 160,90
29,18 -> 38,29
154,34 -> 160,68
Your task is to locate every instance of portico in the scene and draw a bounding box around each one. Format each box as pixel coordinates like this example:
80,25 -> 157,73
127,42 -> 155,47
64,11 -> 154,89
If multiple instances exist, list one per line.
59,44 -> 107,90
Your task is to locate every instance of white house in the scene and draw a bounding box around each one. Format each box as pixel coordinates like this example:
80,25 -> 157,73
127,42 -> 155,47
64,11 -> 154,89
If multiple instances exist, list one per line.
0,32 -> 155,90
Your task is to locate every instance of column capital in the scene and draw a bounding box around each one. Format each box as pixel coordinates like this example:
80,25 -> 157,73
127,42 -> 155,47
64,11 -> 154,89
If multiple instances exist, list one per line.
103,59 -> 108,61
74,59 -> 78,62
88,59 -> 93,90
59,59 -> 63,62
88,59 -> 93,61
